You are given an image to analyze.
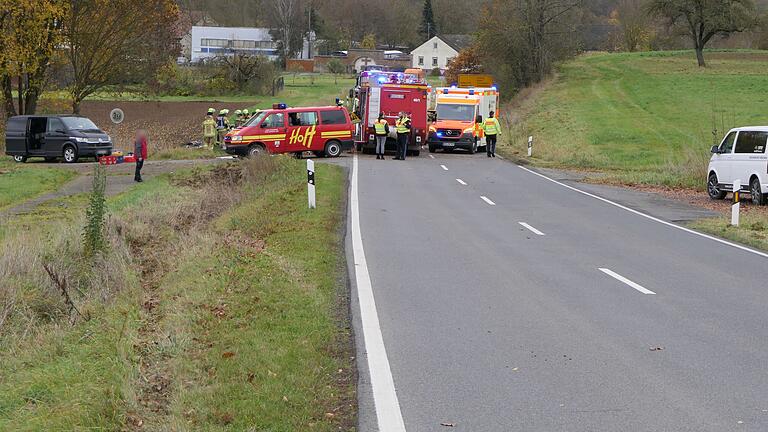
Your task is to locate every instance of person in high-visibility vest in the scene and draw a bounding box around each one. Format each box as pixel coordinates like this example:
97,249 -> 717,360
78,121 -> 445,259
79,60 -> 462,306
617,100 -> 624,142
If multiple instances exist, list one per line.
203,109 -> 217,148
374,112 -> 389,160
483,110 -> 501,158
394,112 -> 411,160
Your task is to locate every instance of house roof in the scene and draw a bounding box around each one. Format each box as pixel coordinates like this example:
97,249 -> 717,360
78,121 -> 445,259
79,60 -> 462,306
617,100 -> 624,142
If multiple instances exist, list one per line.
439,34 -> 474,52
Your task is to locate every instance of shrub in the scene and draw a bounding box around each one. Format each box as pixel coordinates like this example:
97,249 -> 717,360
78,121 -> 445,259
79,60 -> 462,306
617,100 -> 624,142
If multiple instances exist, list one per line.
83,165 -> 108,258
430,67 -> 442,77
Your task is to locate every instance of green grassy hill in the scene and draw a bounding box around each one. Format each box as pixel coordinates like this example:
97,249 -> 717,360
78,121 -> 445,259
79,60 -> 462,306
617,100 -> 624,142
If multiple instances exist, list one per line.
503,50 -> 768,188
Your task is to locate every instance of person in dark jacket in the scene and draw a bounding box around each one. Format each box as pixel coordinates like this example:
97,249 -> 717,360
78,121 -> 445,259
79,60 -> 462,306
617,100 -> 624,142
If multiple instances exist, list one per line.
134,130 -> 148,182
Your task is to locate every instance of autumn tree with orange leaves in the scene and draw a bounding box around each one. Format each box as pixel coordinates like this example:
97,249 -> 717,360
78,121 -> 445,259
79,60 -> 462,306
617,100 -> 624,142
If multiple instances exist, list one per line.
444,46 -> 483,86
0,0 -> 67,117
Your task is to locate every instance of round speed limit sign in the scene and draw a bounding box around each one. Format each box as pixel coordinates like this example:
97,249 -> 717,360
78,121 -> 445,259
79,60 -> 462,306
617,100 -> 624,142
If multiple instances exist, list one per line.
110,108 -> 125,124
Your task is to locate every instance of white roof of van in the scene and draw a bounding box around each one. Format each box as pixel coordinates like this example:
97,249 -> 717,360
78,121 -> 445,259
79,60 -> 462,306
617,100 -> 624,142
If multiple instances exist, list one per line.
730,126 -> 768,132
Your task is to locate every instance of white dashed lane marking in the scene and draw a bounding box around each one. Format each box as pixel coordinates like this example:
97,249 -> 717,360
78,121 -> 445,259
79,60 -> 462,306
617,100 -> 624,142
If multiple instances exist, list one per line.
440,165 -> 448,171
519,222 -> 545,236
481,196 -> 496,206
456,179 -> 467,185
599,268 -> 656,295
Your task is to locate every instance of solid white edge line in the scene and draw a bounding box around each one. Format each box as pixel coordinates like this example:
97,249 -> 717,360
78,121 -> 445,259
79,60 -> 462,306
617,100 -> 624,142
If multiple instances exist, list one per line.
599,268 -> 656,295
350,155 -> 407,431
440,164 -> 448,171
456,178 -> 467,185
517,165 -> 768,259
481,196 -> 496,206
519,222 -> 545,236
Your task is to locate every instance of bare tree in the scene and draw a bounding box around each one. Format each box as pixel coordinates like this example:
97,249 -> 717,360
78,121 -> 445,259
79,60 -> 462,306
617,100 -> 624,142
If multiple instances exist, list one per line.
648,0 -> 756,66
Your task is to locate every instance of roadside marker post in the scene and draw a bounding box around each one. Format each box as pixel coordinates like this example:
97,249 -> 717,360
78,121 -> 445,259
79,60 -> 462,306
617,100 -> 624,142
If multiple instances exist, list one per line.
528,136 -> 533,157
732,179 -> 740,226
307,159 -> 316,209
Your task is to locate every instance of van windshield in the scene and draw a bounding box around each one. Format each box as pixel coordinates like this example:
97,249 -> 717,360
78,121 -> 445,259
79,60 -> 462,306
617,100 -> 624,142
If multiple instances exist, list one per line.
244,112 -> 266,127
436,104 -> 475,122
61,117 -> 100,132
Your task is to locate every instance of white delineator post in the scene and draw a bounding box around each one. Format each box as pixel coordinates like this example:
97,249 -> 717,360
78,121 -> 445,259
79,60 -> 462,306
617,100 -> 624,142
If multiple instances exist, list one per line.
528,135 -> 533,157
307,159 -> 316,209
732,179 -> 740,226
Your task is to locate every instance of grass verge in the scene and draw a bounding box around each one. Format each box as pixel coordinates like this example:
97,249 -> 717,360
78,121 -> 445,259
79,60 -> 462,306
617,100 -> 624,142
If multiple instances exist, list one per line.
0,156 -> 355,430
689,210 -> 768,251
0,159 -> 77,210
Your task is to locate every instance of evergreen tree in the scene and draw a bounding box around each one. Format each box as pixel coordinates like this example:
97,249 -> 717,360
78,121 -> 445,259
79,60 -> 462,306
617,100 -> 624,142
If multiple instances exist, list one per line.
420,0 -> 437,40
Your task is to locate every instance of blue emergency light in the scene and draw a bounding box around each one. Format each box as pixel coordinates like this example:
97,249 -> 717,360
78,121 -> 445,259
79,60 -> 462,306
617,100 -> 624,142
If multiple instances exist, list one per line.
468,90 -> 475,95
377,76 -> 388,84
272,103 -> 287,109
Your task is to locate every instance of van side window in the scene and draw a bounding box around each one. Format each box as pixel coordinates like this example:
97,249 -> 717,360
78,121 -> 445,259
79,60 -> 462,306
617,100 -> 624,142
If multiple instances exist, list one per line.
48,118 -> 65,133
289,111 -> 318,126
7,118 -> 25,132
734,131 -> 768,154
261,113 -> 285,129
320,110 -> 346,125
720,132 -> 736,154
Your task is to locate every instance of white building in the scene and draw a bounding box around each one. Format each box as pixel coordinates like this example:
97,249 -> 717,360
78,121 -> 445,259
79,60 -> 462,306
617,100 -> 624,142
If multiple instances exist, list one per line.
410,34 -> 473,71
190,26 -> 279,62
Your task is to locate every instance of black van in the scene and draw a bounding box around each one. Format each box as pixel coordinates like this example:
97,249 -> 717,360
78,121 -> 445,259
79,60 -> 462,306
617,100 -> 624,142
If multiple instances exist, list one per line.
5,115 -> 113,163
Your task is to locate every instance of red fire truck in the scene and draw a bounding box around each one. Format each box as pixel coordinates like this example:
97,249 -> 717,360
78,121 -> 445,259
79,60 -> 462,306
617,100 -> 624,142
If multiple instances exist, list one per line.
352,70 -> 430,156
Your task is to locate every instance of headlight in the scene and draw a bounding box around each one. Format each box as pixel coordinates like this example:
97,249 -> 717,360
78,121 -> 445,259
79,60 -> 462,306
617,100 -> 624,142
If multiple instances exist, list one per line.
72,137 -> 87,143
231,136 -> 242,142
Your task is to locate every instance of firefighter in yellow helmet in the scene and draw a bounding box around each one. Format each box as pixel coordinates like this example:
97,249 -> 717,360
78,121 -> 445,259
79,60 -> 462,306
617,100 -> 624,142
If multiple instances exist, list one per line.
483,110 -> 501,158
203,108 -> 216,148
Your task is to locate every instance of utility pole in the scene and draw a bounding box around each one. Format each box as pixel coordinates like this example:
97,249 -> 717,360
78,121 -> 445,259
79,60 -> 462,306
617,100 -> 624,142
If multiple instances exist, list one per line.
307,0 -> 312,59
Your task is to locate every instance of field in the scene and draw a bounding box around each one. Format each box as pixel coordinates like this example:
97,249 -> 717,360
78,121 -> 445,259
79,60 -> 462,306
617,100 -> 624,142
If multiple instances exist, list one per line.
0,157 -> 355,430
501,50 -> 768,189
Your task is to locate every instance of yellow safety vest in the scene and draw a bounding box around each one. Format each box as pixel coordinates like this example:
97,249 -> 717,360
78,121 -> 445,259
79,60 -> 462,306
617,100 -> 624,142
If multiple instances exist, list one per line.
396,117 -> 410,134
483,117 -> 500,135
374,119 -> 388,135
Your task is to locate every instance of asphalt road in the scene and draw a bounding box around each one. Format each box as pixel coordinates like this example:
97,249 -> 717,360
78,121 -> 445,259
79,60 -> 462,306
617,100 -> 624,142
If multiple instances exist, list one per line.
345,151 -> 768,431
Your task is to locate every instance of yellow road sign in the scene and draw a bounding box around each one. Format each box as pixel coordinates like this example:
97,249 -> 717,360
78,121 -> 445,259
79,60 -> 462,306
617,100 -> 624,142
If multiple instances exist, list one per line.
458,74 -> 494,88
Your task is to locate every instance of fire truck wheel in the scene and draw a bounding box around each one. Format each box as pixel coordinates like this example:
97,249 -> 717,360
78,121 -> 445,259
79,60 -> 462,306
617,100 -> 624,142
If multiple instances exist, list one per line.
247,144 -> 265,158
324,140 -> 342,158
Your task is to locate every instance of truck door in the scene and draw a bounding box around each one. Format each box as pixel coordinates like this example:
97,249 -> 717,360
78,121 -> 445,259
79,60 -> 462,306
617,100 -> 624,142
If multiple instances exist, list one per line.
259,112 -> 286,152
286,111 -> 319,152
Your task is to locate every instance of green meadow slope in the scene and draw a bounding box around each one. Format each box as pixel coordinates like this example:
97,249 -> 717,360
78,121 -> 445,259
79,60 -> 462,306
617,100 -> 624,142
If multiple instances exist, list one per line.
503,50 -> 768,189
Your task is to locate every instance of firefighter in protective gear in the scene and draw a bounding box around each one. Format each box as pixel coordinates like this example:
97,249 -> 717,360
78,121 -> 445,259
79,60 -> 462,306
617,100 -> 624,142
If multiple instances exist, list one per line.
242,109 -> 250,122
373,112 -> 389,160
394,112 -> 411,160
203,111 -> 216,148
483,111 -> 501,158
216,109 -> 229,146
233,110 -> 243,128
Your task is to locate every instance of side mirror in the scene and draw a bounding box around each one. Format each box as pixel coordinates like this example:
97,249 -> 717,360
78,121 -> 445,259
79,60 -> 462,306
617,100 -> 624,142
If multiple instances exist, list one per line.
260,123 -> 268,129
710,145 -> 720,154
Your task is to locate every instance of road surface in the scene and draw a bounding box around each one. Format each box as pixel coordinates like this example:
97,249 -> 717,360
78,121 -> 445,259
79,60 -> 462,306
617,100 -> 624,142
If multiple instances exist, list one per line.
345,152 -> 768,431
